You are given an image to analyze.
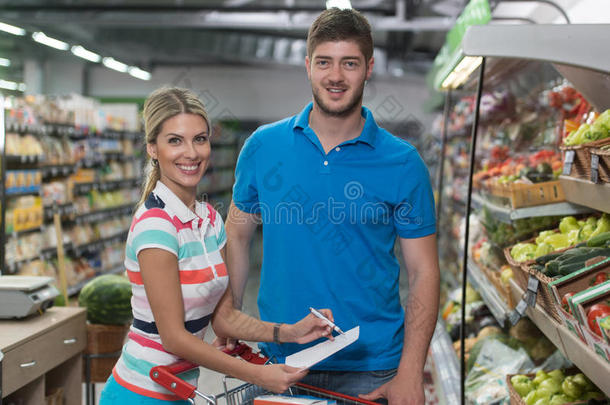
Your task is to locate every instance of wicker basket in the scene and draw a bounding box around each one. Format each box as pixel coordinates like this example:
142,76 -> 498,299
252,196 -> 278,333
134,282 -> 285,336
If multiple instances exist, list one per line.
490,180 -> 565,209
84,323 -> 130,382
503,236 -> 537,292
521,263 -> 562,322
560,137 -> 610,180
590,147 -> 610,183
45,387 -> 64,405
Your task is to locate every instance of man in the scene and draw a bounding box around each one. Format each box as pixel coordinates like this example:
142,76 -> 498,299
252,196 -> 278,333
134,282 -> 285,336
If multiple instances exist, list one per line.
224,7 -> 439,404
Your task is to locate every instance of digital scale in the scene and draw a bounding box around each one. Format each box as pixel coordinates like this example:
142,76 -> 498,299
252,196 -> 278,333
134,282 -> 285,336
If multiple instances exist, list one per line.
0,275 -> 60,319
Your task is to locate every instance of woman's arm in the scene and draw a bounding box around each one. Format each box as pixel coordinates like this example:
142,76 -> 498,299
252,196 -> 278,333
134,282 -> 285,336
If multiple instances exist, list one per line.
211,247 -> 333,344
138,247 -> 326,393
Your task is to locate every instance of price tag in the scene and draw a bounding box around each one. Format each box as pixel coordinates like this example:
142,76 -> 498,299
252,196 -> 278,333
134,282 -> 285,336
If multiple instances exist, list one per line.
591,154 -> 600,184
509,299 -> 528,326
525,275 -> 539,307
562,150 -> 575,176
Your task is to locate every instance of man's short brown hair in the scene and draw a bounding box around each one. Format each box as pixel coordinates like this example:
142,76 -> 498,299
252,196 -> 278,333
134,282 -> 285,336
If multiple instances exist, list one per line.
307,8 -> 373,61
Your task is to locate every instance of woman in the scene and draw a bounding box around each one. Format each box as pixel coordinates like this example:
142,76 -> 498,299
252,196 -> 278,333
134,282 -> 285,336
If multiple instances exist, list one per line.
100,87 -> 333,404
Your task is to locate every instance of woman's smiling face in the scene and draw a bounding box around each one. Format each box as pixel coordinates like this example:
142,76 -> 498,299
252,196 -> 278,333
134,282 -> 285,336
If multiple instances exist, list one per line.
147,112 -> 211,205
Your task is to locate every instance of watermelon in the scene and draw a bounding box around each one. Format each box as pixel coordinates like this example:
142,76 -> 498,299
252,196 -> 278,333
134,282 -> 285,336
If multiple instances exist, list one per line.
78,274 -> 133,325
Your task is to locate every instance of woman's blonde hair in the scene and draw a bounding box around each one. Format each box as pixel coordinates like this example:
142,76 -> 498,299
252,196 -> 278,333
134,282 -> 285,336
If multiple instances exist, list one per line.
137,87 -> 211,208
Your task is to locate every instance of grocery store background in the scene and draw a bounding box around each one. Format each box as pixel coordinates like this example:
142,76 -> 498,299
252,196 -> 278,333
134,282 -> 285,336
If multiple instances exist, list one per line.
1,0 -> 610,405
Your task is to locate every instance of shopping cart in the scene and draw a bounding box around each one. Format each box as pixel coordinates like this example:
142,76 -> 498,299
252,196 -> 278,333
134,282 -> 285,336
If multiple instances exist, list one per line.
150,343 -> 380,405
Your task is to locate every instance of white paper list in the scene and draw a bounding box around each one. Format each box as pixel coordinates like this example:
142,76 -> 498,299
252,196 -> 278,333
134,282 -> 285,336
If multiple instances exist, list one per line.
285,326 -> 359,369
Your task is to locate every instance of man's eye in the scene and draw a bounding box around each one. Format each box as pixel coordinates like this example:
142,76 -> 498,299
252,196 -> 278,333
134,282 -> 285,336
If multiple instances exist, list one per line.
317,60 -> 328,66
345,61 -> 357,68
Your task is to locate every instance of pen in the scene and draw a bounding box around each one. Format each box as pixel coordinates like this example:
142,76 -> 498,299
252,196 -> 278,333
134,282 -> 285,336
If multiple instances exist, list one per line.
309,307 -> 345,335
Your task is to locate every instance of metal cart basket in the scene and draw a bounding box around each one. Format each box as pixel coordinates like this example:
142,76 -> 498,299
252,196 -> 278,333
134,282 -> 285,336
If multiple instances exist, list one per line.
150,343 -> 379,405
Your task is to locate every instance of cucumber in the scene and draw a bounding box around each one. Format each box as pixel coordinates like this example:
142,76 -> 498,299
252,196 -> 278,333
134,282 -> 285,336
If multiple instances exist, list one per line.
558,262 -> 587,276
587,231 -> 610,247
535,252 -> 563,265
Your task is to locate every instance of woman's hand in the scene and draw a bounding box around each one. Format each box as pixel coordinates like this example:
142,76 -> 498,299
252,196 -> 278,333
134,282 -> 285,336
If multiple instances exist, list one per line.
282,309 -> 334,344
254,364 -> 308,393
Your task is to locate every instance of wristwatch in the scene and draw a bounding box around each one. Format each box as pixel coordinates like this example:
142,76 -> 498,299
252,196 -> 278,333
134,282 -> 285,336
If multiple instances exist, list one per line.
273,323 -> 282,344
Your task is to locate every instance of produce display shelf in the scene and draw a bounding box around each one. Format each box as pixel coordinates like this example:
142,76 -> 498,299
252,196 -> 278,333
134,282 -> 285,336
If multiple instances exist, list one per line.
430,318 -> 460,405
508,279 -> 610,396
467,259 -> 509,327
560,176 -> 610,214
470,193 -> 592,223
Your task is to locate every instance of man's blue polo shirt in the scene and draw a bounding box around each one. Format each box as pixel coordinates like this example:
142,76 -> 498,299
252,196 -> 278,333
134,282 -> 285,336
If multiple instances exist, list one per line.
232,103 -> 436,371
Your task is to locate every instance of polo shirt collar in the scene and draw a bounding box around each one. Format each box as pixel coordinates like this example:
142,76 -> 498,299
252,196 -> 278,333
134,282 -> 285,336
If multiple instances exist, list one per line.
152,181 -> 209,227
293,102 -> 378,148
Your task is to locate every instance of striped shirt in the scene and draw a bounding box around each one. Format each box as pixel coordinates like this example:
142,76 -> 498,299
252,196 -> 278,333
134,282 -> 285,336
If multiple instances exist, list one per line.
113,181 -> 228,400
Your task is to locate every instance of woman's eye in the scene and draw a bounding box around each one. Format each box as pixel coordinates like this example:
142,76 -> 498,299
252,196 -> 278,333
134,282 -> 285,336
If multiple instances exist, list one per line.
168,137 -> 181,144
195,135 -> 208,143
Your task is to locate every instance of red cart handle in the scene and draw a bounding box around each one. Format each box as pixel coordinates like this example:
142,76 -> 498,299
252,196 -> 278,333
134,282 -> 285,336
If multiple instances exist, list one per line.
149,342 -> 265,400
150,360 -> 198,400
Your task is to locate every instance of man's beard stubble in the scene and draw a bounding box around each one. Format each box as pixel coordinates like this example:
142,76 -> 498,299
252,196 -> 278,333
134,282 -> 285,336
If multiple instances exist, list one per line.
312,80 -> 365,118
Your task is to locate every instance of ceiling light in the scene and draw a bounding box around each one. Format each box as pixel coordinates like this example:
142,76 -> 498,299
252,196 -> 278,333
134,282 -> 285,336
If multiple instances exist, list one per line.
71,45 -> 101,63
0,79 -> 25,92
32,31 -> 69,51
326,0 -> 352,9
0,22 -> 26,36
128,66 -> 151,81
0,57 -> 10,67
102,57 -> 128,73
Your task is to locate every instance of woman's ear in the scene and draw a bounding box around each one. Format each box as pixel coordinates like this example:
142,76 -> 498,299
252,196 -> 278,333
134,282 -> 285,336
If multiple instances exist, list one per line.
146,142 -> 157,160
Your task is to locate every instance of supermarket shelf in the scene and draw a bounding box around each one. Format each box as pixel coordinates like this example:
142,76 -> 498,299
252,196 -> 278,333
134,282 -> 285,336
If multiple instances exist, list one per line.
467,259 -> 509,327
74,203 -> 134,224
44,203 -> 76,220
5,121 -> 142,140
5,225 -> 42,237
5,187 -> 40,197
430,318 -> 460,404
73,178 -> 141,194
103,264 -> 126,276
71,230 -> 128,257
5,155 -> 44,165
509,279 -> 610,396
560,176 -> 610,214
471,193 -> 593,223
41,164 -> 77,178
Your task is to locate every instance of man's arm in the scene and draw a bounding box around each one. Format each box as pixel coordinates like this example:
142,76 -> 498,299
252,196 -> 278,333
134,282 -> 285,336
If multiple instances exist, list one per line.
225,201 -> 259,309
361,233 -> 440,405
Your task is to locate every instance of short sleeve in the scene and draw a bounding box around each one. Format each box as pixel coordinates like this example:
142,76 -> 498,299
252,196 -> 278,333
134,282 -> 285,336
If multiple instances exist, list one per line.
393,150 -> 437,238
213,211 -> 227,250
129,209 -> 179,260
232,134 -> 261,214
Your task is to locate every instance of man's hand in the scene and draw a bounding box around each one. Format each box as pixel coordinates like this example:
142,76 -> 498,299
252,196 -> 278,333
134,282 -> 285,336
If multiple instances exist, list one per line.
359,372 -> 424,405
212,336 -> 238,351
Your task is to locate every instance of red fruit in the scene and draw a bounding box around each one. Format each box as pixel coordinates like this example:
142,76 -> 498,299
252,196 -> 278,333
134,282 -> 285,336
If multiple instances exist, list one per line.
562,292 -> 575,314
593,272 -> 608,286
587,303 -> 610,336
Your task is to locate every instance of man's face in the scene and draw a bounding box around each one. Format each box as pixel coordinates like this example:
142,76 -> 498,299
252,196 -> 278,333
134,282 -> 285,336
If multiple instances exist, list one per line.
306,40 -> 374,117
